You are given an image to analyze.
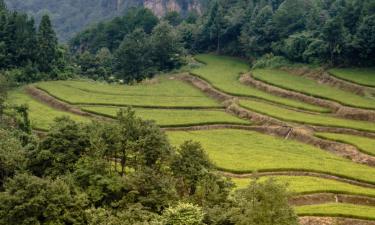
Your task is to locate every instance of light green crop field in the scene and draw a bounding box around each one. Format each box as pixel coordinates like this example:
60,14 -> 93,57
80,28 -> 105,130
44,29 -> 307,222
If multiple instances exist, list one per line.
329,68 -> 375,87
239,99 -> 375,132
192,54 -> 329,112
296,203 -> 375,220
7,89 -> 91,130
35,76 -> 220,108
252,69 -> 375,110
232,176 -> 375,197
81,106 -> 250,127
315,133 -> 375,156
167,129 -> 375,184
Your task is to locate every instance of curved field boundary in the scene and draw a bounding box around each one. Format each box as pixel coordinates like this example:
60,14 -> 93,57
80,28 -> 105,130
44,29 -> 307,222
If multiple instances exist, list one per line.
241,73 -> 375,122
300,216 -> 375,225
290,193 -> 375,207
221,171 -> 375,188
328,71 -> 375,89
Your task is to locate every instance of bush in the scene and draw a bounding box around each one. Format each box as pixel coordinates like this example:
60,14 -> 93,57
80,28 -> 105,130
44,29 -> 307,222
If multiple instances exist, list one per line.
252,54 -> 291,69
162,202 -> 205,225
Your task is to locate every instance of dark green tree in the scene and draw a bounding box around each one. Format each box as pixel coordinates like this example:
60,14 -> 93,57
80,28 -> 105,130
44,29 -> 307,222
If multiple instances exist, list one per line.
322,16 -> 346,65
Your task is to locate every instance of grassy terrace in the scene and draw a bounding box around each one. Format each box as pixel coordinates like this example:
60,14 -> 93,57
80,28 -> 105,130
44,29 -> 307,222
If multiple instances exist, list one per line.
232,176 -> 375,197
167,129 -> 375,184
252,69 -> 375,110
8,89 -> 91,130
81,106 -> 250,127
315,133 -> 375,156
296,203 -> 375,220
35,76 -> 220,108
329,68 -> 375,87
192,54 -> 329,112
239,99 -> 375,133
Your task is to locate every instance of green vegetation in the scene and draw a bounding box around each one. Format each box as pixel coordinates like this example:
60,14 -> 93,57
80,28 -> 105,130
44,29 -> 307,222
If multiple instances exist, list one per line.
167,129 -> 375,184
296,203 -> 375,220
82,106 -> 249,127
239,99 -> 375,132
315,133 -> 375,156
252,69 -> 375,110
193,54 -> 329,112
233,176 -> 375,197
7,89 -> 90,130
35,77 -> 220,108
329,68 -> 375,87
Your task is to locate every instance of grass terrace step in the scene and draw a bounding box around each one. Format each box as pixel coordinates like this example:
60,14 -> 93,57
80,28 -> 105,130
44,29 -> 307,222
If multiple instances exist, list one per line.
252,69 -> 375,110
82,106 -> 250,127
239,99 -> 375,133
167,129 -> 375,184
192,54 -> 329,113
329,68 -> 375,88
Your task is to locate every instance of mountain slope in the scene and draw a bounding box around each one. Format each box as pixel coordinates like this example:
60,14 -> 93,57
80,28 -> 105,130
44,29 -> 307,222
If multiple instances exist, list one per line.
5,0 -> 204,42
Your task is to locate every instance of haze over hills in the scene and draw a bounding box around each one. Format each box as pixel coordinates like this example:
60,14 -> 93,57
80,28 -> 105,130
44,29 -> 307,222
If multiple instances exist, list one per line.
4,0 -> 204,42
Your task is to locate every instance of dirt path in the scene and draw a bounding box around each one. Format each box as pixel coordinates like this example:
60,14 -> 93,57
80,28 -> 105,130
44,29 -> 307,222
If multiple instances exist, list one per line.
221,171 -> 375,188
300,217 -> 375,225
240,73 -> 375,122
291,193 -> 375,207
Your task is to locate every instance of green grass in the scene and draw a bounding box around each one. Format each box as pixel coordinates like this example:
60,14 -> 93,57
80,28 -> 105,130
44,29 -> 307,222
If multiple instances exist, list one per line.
296,203 -> 375,220
7,88 -> 91,130
329,68 -> 375,87
167,129 -> 375,184
232,176 -> 375,197
192,54 -> 329,113
239,99 -> 375,133
81,106 -> 250,127
35,76 -> 220,108
252,69 -> 375,110
315,133 -> 375,156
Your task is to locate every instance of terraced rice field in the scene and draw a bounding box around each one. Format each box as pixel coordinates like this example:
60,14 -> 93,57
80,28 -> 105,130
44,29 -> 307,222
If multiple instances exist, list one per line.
8,89 -> 91,130
329,68 -> 375,87
192,54 -> 328,112
10,54 -> 375,222
233,176 -> 375,197
82,106 -> 250,127
252,69 -> 375,110
296,203 -> 375,220
167,129 -> 375,184
239,99 -> 375,132
315,133 -> 375,156
36,76 -> 220,108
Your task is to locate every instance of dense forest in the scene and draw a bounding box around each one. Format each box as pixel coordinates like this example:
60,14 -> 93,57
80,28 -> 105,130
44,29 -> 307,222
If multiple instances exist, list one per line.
4,0 -> 205,42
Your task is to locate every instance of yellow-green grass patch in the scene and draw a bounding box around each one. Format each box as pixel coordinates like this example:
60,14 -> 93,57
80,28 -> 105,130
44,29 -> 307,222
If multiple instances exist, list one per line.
296,203 -> 375,220
192,54 -> 329,113
315,133 -> 375,156
35,76 -> 220,108
232,176 -> 375,197
167,129 -> 375,184
329,68 -> 375,88
7,88 -> 91,131
81,106 -> 250,127
239,99 -> 375,133
252,69 -> 375,110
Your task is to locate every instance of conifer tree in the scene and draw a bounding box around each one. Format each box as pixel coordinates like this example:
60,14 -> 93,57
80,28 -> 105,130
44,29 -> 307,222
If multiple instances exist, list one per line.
37,14 -> 58,73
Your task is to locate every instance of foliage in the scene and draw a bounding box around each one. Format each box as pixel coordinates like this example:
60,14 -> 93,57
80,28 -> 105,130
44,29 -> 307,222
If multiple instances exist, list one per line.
162,202 -> 205,225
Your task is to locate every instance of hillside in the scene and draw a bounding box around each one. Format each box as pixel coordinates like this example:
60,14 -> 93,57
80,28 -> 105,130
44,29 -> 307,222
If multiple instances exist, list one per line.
4,0 -> 204,42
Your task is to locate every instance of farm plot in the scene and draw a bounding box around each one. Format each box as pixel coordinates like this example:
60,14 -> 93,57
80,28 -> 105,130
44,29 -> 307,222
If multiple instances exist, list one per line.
81,106 -> 250,127
35,76 -> 220,108
239,99 -> 375,132
315,133 -> 375,156
167,129 -> 375,184
232,176 -> 375,197
329,68 -> 375,87
192,54 -> 328,112
296,203 -> 375,220
8,89 -> 91,130
252,69 -> 375,110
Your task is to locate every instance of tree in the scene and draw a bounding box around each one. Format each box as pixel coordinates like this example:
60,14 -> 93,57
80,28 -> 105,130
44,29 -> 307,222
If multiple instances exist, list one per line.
150,21 -> 183,71
37,14 -> 59,73
114,29 -> 152,82
355,15 -> 375,65
162,202 -> 205,225
322,16 -> 346,65
164,11 -> 182,27
0,75 -> 8,117
204,0 -> 227,53
229,179 -> 298,225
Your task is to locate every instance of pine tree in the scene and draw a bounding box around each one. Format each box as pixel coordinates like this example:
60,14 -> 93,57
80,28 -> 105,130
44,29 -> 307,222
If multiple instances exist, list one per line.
37,14 -> 58,73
